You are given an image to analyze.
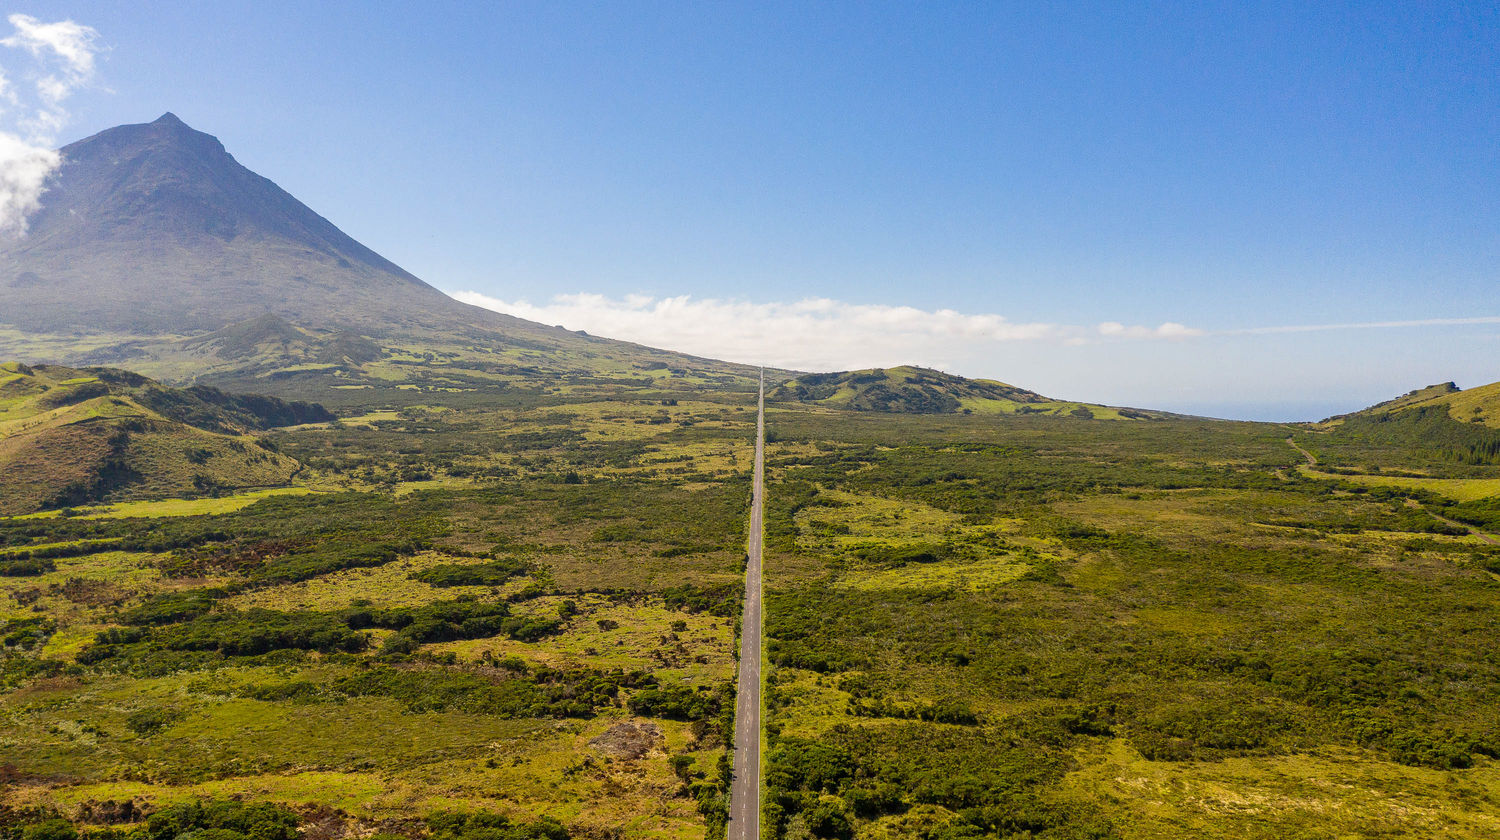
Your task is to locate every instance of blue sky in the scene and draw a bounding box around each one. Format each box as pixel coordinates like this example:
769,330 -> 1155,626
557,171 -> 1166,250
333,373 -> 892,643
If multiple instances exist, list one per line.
5,2 -> 1498,419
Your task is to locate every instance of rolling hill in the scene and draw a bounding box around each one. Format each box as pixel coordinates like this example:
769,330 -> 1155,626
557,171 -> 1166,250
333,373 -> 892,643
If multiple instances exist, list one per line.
1309,378 -> 1500,471
0,361 -> 328,515
0,114 -> 769,398
768,365 -> 1162,419
1329,380 -> 1500,428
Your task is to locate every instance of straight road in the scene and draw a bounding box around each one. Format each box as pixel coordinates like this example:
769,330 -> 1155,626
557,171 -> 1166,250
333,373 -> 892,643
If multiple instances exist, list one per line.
727,371 -> 765,840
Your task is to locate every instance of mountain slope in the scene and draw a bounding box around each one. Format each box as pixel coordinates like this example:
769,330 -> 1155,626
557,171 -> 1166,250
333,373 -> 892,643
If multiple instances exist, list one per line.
769,365 -> 1161,419
1328,380 -> 1500,429
0,361 -> 326,514
0,114 -> 768,396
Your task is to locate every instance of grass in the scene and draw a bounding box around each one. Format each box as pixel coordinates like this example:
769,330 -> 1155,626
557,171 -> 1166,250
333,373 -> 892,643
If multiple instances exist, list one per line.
1061,739 -> 1500,839
1,363 -> 315,515
7,354 -> 1500,839
1298,466 -> 1500,501
0,381 -> 758,838
14,486 -> 321,520
430,593 -> 736,685
759,407 -> 1500,840
224,551 -> 516,611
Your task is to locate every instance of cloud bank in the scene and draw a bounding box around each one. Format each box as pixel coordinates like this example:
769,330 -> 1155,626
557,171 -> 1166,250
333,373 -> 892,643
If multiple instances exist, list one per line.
0,13 -> 101,236
449,290 -> 1201,370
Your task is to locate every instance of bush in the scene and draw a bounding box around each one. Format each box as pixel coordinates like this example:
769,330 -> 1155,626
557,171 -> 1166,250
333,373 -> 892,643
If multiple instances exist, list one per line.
410,556 -> 530,587
662,582 -> 742,617
427,811 -> 569,840
626,684 -> 723,721
126,706 -> 183,736
145,800 -> 300,840
20,820 -> 76,840
0,557 -> 55,576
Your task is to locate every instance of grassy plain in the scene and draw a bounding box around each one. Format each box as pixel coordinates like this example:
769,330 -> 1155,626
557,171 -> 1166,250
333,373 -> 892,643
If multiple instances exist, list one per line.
5,361 -> 1500,840
0,376 -> 761,839
759,410 -> 1500,840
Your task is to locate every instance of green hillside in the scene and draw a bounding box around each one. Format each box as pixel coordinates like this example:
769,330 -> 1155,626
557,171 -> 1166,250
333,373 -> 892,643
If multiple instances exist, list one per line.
1327,380 -> 1500,428
769,365 -> 1160,419
1299,379 -> 1500,476
0,362 -> 326,515
1385,380 -> 1500,428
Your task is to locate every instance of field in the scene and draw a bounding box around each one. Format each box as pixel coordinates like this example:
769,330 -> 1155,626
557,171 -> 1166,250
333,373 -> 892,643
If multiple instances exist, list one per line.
4,367 -> 1500,840
759,410 -> 1500,839
0,378 -> 760,839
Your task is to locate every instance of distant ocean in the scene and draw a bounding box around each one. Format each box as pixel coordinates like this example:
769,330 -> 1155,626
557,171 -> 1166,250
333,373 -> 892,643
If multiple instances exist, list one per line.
1150,401 -> 1359,424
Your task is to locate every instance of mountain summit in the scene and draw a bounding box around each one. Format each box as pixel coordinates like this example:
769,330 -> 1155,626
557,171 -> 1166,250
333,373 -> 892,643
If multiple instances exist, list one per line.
0,113 -> 479,333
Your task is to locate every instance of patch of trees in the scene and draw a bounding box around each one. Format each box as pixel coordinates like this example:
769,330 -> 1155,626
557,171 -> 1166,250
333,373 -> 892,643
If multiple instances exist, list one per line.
134,381 -> 334,432
1441,495 -> 1500,531
848,543 -> 947,567
247,536 -> 427,584
499,428 -> 586,451
358,599 -> 562,654
0,799 -> 305,840
662,582 -> 743,617
83,598 -> 565,667
1,616 -> 53,651
332,663 -> 655,719
120,590 -> 220,625
626,684 -> 725,720
764,718 -> 1113,840
0,539 -> 125,563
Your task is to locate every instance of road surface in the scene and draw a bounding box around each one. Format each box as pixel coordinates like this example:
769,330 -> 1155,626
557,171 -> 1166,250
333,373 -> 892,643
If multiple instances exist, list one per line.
727,371 -> 765,840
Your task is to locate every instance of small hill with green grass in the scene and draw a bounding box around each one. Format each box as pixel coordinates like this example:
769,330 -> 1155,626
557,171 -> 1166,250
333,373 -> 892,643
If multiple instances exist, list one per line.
1313,379 -> 1500,469
1378,380 -> 1500,428
0,362 -> 329,515
768,365 -> 1159,419
1325,379 -> 1500,429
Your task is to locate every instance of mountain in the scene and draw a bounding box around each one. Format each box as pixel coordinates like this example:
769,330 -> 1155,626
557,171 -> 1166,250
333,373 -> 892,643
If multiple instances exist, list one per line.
768,365 -> 1161,419
0,113 -> 470,334
0,361 -> 327,514
0,114 -> 766,398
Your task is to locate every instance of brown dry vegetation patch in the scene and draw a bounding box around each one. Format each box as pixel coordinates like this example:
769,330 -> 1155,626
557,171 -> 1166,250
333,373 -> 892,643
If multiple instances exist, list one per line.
588,721 -> 664,759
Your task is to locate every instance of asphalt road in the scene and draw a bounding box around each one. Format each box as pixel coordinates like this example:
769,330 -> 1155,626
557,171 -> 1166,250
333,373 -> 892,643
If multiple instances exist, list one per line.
727,371 -> 764,840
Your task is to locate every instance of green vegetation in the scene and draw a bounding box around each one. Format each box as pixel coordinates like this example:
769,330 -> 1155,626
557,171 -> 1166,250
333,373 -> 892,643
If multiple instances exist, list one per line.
761,404 -> 1500,839
0,363 -> 324,515
769,365 -> 1159,419
0,374 -> 758,839
5,357 -> 1500,839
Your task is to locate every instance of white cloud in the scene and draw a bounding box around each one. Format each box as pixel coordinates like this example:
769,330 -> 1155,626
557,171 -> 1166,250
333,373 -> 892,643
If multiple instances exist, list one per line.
1230,315 -> 1500,334
0,13 -> 101,236
449,290 -> 1201,370
1097,321 -> 1204,339
0,131 -> 58,236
